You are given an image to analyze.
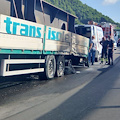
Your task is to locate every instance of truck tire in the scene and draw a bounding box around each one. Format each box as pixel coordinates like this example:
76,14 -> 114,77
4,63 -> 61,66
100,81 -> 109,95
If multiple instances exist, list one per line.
45,55 -> 56,79
56,56 -> 65,77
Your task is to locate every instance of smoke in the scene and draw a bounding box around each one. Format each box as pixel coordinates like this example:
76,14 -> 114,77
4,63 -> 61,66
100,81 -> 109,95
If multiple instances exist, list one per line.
103,0 -> 119,5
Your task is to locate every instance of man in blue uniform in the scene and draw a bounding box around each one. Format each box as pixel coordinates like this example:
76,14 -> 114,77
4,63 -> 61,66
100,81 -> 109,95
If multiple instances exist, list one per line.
107,36 -> 114,65
100,36 -> 109,64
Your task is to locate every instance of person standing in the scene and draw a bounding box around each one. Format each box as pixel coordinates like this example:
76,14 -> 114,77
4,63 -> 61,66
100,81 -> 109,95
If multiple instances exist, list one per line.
100,36 -> 109,64
89,36 -> 96,65
107,36 -> 114,65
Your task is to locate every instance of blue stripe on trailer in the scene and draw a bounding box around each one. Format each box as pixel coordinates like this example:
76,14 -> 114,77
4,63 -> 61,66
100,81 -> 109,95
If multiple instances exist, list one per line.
43,51 -> 57,54
0,49 -> 42,54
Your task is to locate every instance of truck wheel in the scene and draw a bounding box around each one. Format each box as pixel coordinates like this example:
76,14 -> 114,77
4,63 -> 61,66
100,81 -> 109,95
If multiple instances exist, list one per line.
45,55 -> 56,79
56,56 -> 65,77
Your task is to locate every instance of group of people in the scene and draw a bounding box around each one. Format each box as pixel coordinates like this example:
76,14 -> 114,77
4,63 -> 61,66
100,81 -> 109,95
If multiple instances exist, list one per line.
88,35 -> 114,65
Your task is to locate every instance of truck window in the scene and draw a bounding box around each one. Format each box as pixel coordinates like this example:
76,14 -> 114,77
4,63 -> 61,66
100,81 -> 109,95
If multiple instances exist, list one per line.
75,26 -> 91,39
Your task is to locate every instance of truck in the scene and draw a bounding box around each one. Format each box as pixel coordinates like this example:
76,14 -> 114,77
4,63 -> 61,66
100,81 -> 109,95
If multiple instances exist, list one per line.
99,22 -> 117,50
98,22 -> 115,40
75,24 -> 103,62
0,0 -> 89,79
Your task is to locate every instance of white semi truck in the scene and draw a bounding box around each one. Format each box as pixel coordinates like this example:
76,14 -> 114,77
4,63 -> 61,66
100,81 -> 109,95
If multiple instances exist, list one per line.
0,0 -> 89,79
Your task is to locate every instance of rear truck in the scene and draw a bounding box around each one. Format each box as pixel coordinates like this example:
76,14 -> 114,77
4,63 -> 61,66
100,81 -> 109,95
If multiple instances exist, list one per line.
98,22 -> 117,50
75,24 -> 103,62
98,22 -> 115,40
0,0 -> 89,79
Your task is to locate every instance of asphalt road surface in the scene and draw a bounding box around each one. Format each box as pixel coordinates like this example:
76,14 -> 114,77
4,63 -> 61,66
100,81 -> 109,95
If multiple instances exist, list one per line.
0,48 -> 120,120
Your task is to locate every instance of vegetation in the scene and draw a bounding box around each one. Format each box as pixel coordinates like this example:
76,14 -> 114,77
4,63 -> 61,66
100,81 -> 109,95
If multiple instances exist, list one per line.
45,0 -> 120,28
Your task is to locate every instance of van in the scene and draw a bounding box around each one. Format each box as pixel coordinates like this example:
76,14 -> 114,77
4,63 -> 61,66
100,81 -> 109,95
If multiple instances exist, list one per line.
75,25 -> 103,62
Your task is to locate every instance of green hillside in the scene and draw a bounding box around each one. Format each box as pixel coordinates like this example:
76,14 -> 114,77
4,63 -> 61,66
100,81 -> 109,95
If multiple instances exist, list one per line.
45,0 -> 120,28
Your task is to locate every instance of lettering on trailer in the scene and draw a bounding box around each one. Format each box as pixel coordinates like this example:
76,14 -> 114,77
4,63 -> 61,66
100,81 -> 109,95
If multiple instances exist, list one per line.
4,17 -> 42,38
47,27 -> 70,43
48,28 -> 61,40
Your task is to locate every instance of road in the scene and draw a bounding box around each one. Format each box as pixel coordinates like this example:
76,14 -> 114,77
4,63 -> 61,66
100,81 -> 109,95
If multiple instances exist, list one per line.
0,48 -> 120,120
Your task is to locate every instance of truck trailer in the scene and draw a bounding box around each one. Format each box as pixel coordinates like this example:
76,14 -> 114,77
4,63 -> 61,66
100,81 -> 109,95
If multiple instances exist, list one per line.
0,0 -> 89,79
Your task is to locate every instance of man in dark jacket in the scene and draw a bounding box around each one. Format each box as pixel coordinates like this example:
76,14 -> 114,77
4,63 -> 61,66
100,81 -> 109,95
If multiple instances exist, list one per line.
100,36 -> 109,64
107,36 -> 114,65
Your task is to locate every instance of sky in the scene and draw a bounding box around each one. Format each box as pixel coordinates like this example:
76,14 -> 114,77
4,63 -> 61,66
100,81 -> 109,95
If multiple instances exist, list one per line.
80,0 -> 120,23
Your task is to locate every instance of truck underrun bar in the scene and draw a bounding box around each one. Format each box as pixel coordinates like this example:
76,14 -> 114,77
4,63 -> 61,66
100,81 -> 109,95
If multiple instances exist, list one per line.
0,59 -> 45,76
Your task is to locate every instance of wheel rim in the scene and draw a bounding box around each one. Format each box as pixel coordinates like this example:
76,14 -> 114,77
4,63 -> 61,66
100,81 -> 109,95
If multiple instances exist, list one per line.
48,59 -> 54,77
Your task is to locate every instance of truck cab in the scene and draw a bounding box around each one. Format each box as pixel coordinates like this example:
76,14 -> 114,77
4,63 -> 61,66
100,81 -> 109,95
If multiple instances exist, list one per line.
75,25 -> 103,62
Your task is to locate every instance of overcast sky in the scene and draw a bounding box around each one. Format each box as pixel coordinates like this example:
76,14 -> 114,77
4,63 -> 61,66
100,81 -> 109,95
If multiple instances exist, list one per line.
80,0 -> 120,23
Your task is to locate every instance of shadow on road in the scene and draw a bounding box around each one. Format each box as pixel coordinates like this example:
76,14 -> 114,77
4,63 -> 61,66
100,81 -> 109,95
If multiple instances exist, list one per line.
36,56 -> 120,120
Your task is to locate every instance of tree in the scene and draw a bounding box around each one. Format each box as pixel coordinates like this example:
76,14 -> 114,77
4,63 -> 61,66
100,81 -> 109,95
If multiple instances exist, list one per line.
45,0 -> 120,27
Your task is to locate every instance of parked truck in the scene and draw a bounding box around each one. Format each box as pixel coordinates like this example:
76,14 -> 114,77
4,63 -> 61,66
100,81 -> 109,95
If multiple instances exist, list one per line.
0,0 -> 89,79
